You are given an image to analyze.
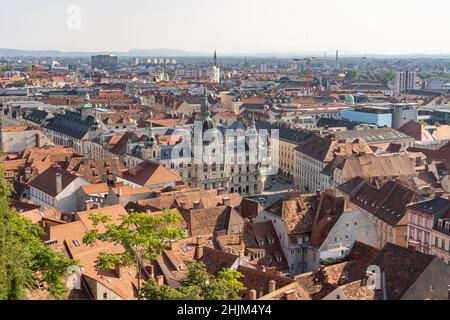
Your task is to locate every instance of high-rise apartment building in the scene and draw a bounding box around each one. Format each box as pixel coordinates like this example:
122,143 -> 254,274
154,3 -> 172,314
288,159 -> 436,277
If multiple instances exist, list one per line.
91,55 -> 118,70
395,70 -> 416,93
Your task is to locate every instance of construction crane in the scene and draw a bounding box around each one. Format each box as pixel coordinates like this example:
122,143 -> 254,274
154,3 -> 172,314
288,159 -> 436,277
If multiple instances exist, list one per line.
293,57 -> 323,95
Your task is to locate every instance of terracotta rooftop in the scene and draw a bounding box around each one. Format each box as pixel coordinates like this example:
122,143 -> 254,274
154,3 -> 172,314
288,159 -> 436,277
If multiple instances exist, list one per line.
264,193 -> 319,235
258,282 -> 311,300
122,161 -> 183,187
80,183 -> 110,195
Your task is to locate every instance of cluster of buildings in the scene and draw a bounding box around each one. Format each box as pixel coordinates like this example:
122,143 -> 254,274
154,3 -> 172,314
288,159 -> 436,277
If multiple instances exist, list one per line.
0,52 -> 449,300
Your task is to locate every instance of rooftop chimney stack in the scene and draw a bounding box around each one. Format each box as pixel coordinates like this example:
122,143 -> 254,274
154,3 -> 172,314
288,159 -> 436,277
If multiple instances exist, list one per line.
249,289 -> 257,300
268,280 -> 276,293
195,244 -> 204,260
222,197 -> 231,206
193,201 -> 200,209
114,263 -> 122,278
155,275 -> 164,286
55,172 -> 62,194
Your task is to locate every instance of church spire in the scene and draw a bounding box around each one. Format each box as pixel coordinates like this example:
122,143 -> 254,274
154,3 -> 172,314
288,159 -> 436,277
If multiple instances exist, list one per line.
213,50 -> 217,67
201,85 -> 210,120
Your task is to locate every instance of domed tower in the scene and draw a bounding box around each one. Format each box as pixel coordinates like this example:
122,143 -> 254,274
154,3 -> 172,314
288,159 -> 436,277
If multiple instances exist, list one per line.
145,121 -> 156,148
81,93 -> 93,121
143,121 -> 160,160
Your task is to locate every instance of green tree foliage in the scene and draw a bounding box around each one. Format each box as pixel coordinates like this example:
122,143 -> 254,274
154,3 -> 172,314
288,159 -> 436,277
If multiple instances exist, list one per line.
0,168 -> 75,300
142,261 -> 246,300
0,64 -> 14,72
83,210 -> 186,299
376,70 -> 395,86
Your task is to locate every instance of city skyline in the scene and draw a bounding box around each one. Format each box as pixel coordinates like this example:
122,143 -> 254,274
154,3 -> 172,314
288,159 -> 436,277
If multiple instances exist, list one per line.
2,0 -> 450,56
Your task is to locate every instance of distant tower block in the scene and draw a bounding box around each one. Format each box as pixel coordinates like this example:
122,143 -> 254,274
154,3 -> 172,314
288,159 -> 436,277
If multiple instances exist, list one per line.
335,50 -> 339,69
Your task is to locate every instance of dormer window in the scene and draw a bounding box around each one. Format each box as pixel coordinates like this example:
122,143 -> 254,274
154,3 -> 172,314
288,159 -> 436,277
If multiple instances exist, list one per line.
438,219 -> 443,228
258,240 -> 264,247
445,221 -> 450,230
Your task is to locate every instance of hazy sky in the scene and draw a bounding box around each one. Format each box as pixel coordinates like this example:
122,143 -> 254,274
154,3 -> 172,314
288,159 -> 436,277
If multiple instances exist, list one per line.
1,0 -> 449,55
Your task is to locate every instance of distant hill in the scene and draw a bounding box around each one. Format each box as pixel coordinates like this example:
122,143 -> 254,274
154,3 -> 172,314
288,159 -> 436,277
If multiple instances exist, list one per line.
2,47 -> 450,59
0,48 -> 206,57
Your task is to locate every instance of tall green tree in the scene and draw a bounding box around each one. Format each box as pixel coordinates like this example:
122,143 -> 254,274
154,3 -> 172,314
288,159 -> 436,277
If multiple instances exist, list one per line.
142,261 -> 246,300
0,167 -> 75,300
83,210 -> 186,299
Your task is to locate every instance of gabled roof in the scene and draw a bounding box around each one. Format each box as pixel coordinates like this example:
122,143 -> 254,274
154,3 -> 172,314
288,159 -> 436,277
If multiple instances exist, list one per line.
243,221 -> 288,270
296,135 -> 373,163
189,206 -> 244,237
65,157 -> 123,183
237,266 -> 294,299
309,194 -> 345,247
371,243 -> 435,300
345,180 -> 421,226
80,183 -> 110,195
29,166 -> 81,197
264,193 -> 318,235
122,161 -> 183,187
325,154 -> 416,180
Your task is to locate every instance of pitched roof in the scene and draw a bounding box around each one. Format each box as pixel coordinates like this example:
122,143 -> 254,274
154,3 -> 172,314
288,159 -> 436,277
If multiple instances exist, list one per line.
189,206 -> 244,237
336,280 -> 378,300
258,282 -> 311,300
237,266 -> 294,299
242,221 -> 288,270
309,194 -> 345,247
29,165 -> 81,197
65,157 -> 123,184
264,193 -> 318,235
371,243 -> 435,300
345,180 -> 422,226
75,204 -> 129,233
43,111 -> 96,140
80,183 -> 110,195
122,161 -> 183,187
296,135 -> 373,163
324,154 -> 416,180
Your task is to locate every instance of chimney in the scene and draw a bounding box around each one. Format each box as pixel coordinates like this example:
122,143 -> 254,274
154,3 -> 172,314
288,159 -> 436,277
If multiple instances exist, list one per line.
217,188 -> 225,196
85,200 -> 94,210
268,280 -> 276,293
222,197 -> 231,206
35,133 -> 41,148
114,263 -> 122,278
155,275 -> 164,286
147,265 -> 155,279
55,172 -> 62,194
195,244 -> 204,260
249,289 -> 257,300
258,288 -> 264,298
117,187 -> 123,196
193,201 -> 200,209
284,289 -> 297,300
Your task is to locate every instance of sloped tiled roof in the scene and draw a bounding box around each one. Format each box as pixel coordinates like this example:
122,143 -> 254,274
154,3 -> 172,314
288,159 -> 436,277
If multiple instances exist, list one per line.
371,243 -> 435,300
265,193 -> 318,235
29,165 -> 81,197
122,161 -> 183,187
